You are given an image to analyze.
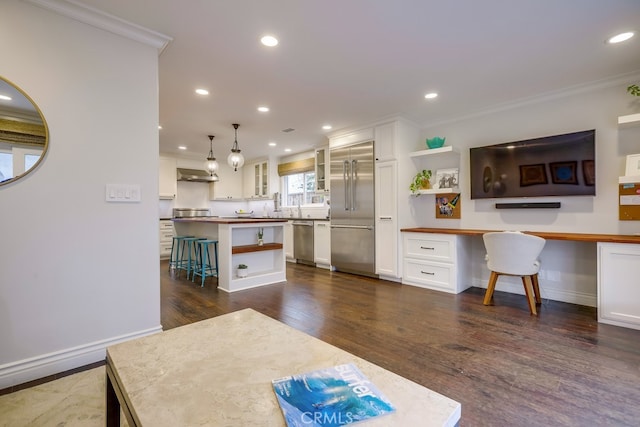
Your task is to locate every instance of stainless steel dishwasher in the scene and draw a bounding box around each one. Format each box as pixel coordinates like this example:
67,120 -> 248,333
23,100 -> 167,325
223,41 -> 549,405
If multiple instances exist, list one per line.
292,220 -> 314,265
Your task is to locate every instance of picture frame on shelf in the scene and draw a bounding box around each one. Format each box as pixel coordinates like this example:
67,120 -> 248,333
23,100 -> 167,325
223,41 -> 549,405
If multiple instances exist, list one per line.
625,154 -> 640,176
434,168 -> 459,190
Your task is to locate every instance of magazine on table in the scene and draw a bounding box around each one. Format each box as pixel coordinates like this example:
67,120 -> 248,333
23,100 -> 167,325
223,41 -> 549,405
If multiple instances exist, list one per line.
272,363 -> 395,427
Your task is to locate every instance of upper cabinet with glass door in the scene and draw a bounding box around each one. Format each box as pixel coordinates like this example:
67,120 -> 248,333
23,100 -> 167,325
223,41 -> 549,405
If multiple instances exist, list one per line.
0,76 -> 49,186
315,147 -> 330,192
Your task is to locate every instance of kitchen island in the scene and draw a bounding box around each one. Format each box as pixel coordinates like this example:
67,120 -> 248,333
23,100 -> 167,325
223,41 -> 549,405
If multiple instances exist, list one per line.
173,217 -> 287,292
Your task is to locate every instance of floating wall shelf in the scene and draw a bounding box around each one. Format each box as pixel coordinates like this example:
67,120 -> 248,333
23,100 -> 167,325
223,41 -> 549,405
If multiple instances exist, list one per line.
409,146 -> 459,158
618,113 -> 640,129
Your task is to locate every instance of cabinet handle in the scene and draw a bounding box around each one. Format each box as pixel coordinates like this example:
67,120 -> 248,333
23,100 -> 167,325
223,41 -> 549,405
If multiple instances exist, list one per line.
420,271 -> 435,275
379,216 -> 392,220
420,246 -> 435,250
317,223 -> 326,227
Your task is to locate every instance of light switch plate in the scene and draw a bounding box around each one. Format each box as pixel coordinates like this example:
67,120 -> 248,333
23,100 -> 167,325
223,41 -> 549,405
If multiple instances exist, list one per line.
106,184 -> 141,202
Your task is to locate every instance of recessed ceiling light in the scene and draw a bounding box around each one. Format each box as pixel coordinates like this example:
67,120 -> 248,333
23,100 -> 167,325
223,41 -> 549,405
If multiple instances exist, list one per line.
424,92 -> 438,99
268,142 -> 277,147
158,125 -> 162,130
195,88 -> 209,95
258,106 -> 270,112
178,146 -> 187,150
322,125 -> 332,130
261,35 -> 278,47
607,31 -> 634,44
284,148 -> 292,152
0,94 -> 11,101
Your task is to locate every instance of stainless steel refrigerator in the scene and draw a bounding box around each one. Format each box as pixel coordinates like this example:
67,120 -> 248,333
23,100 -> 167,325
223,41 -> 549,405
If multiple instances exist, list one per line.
330,140 -> 376,277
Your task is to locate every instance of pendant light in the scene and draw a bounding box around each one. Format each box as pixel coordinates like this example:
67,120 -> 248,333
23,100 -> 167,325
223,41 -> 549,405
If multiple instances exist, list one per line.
227,123 -> 245,171
205,135 -> 219,181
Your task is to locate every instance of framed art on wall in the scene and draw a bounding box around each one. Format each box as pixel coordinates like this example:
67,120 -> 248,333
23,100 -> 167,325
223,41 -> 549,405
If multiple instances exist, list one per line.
435,193 -> 461,219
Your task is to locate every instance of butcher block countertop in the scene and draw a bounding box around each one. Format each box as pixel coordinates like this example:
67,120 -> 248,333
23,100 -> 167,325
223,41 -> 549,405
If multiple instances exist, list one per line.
173,217 -> 287,224
401,227 -> 640,244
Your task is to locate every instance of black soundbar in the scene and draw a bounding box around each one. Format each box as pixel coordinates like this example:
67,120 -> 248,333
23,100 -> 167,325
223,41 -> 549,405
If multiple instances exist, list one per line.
495,202 -> 561,209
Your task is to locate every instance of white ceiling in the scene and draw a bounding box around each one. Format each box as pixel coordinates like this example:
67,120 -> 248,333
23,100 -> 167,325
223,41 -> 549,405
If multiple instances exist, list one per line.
76,0 -> 640,163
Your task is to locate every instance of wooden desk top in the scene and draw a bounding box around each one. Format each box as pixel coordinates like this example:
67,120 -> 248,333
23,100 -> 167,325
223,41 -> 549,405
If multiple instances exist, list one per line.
106,309 -> 460,426
400,228 -> 640,244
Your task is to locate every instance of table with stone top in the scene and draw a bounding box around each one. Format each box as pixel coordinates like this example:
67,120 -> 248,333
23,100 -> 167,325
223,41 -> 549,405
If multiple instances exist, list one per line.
106,308 -> 461,426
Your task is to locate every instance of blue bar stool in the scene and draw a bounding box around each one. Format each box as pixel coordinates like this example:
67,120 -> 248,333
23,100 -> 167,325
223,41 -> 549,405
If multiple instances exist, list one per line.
177,237 -> 204,279
168,236 -> 194,272
192,239 -> 219,287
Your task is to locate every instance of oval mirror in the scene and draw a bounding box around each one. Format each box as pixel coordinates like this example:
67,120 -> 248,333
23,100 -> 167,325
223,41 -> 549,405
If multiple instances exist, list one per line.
0,76 -> 49,187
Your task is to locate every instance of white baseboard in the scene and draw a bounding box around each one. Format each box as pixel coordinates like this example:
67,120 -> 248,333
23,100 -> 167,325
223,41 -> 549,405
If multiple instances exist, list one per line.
471,278 -> 596,307
0,325 -> 162,389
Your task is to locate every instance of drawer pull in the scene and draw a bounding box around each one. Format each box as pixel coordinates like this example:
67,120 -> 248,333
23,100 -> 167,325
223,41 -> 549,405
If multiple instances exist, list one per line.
420,246 -> 435,250
420,271 -> 435,275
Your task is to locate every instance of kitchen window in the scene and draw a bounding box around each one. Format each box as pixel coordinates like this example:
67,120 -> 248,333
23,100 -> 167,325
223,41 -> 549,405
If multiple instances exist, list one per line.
277,156 -> 316,206
283,171 -> 315,206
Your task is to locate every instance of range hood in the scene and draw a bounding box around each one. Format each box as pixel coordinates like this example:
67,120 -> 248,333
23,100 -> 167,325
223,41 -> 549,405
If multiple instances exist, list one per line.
177,168 -> 217,183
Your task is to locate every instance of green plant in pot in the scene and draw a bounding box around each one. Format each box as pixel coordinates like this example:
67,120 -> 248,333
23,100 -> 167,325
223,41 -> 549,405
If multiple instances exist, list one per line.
628,84 -> 640,96
237,263 -> 248,278
410,169 -> 433,195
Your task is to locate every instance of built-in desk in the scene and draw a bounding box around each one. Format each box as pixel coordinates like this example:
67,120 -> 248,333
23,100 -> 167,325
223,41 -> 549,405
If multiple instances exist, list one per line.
401,228 -> 640,330
400,228 -> 640,244
106,309 -> 461,426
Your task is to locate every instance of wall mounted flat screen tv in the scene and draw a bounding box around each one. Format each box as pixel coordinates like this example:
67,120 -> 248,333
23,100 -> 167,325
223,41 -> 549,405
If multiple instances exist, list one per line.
469,129 -> 595,199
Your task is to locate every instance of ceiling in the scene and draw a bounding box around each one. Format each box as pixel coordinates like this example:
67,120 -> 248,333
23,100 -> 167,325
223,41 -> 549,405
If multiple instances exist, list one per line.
76,0 -> 640,163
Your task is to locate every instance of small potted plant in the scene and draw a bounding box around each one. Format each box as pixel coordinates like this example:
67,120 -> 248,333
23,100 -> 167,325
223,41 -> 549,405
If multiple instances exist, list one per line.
257,228 -> 264,246
409,169 -> 433,195
237,264 -> 248,278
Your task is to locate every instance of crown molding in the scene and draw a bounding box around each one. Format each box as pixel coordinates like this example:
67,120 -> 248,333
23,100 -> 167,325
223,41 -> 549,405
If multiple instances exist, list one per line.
24,0 -> 172,54
421,69 -> 640,130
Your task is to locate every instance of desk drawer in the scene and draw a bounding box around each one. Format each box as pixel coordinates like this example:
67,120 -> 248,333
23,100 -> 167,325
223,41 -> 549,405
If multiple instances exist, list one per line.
404,233 -> 455,262
403,258 -> 455,293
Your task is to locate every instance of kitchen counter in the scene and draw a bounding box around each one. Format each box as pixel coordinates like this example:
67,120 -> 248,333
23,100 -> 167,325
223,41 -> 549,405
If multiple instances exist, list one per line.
173,218 -> 287,292
174,217 -> 288,224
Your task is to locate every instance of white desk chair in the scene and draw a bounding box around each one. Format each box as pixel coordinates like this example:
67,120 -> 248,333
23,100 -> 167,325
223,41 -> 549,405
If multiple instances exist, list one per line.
482,231 -> 546,315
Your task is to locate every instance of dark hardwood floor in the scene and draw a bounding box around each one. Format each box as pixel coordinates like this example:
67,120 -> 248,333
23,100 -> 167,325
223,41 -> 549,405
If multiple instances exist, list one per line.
162,261 -> 640,426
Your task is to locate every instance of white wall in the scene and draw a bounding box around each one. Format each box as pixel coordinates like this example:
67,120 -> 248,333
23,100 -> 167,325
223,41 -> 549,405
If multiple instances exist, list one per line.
405,82 -> 640,306
0,1 -> 163,387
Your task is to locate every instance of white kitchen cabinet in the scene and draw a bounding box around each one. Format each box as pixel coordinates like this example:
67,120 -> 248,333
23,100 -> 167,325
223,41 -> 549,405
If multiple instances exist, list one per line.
374,120 -> 419,162
315,147 -> 330,192
284,220 -> 295,262
375,160 -> 399,279
402,232 -> 470,294
209,163 -> 244,200
314,220 -> 331,268
243,159 -> 272,198
159,220 -> 175,259
159,157 -> 177,199
597,242 -> 640,330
